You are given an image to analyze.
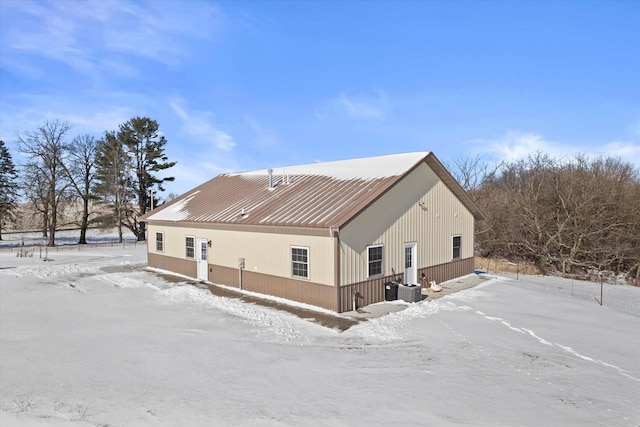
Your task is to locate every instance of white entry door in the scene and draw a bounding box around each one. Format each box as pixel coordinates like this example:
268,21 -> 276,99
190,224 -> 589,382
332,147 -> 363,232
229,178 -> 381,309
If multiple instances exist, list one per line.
404,242 -> 417,285
197,238 -> 209,281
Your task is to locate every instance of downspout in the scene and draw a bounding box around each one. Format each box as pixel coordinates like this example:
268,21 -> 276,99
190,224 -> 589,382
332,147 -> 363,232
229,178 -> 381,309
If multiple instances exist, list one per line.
333,226 -> 341,312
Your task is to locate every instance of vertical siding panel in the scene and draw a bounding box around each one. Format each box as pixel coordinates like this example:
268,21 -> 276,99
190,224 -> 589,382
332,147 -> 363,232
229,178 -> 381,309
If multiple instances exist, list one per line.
148,253 -> 196,278
340,162 -> 476,288
208,264 -> 337,311
147,157 -> 477,313
147,223 -> 335,286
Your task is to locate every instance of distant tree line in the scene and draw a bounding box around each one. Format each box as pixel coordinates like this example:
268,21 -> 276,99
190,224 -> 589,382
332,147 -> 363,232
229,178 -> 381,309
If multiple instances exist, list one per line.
451,153 -> 640,284
0,117 -> 176,245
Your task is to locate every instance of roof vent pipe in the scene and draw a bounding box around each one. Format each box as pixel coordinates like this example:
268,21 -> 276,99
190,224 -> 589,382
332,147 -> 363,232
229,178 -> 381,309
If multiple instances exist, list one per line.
268,168 -> 273,189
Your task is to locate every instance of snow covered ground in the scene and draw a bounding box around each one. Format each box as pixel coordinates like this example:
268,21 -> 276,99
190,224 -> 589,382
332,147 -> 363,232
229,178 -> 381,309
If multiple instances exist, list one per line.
0,240 -> 638,426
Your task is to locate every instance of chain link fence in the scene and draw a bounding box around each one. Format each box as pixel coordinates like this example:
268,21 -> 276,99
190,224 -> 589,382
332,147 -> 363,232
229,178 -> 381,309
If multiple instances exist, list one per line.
497,271 -> 640,318
0,228 -> 140,257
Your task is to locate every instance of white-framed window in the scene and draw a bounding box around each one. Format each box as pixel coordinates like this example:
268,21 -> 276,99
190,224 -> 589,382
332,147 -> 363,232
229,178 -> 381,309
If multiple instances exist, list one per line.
452,235 -> 462,259
291,246 -> 309,279
185,236 -> 195,259
367,244 -> 384,277
155,231 -> 164,252
405,245 -> 412,269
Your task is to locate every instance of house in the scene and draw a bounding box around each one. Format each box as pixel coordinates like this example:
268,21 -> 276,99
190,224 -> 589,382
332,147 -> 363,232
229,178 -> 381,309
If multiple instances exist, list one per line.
141,152 -> 484,313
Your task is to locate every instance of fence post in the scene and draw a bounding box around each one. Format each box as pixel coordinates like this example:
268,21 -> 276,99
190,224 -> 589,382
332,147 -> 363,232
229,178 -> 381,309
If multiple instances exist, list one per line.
571,277 -> 574,296
600,275 -> 603,306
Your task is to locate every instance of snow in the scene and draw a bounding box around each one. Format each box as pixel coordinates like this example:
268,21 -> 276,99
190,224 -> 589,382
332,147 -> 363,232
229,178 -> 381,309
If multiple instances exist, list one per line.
146,191 -> 199,221
229,152 -> 431,181
1,240 -> 639,426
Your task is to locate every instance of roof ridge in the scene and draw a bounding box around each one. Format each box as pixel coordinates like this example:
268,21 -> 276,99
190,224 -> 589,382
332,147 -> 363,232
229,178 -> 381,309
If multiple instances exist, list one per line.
227,151 -> 431,181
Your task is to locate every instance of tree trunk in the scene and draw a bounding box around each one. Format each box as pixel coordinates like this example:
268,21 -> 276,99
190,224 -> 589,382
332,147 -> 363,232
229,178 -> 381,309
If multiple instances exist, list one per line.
47,221 -> 55,246
48,213 -> 56,247
78,197 -> 89,244
42,203 -> 49,238
48,190 -> 57,247
138,220 -> 146,241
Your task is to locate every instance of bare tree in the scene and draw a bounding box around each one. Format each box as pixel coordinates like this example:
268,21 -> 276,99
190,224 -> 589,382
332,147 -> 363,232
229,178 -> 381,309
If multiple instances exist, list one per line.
476,152 -> 640,281
448,154 -> 502,198
62,134 -> 98,244
18,120 -> 72,246
447,154 -> 504,247
22,164 -> 51,237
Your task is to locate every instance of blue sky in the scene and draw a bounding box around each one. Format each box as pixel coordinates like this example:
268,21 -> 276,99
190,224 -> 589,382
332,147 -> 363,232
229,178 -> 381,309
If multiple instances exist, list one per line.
1,0 -> 639,196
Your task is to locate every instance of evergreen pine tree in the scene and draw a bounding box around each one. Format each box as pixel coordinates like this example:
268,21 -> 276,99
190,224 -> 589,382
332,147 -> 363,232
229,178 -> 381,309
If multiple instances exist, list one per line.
0,140 -> 20,240
117,117 -> 176,241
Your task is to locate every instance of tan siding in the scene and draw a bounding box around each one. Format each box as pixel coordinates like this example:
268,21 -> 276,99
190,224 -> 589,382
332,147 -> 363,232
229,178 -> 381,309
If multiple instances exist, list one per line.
148,251 -> 474,313
339,257 -> 475,312
147,223 -> 335,286
339,273 -> 397,312
418,257 -> 475,285
210,264 -> 337,311
148,252 -> 196,279
340,162 -> 475,286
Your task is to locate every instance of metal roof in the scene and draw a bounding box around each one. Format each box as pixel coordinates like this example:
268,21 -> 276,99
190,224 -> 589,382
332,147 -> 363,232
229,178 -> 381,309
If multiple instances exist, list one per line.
142,152 -> 484,229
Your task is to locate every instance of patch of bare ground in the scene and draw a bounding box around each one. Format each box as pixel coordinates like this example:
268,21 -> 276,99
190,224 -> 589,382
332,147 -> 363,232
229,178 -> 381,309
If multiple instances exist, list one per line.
475,256 -> 637,286
475,256 -> 542,275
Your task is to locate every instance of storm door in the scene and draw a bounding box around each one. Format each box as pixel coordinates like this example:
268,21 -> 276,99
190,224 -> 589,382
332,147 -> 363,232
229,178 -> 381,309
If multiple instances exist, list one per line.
404,242 -> 417,284
197,238 -> 209,281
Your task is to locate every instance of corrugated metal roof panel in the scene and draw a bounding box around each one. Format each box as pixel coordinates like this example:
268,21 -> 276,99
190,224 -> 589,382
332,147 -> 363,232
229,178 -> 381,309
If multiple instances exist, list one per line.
142,151 -> 485,228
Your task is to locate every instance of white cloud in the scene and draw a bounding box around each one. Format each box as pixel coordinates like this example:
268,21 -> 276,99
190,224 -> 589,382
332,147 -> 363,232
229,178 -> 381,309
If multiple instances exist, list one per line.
320,91 -> 387,121
0,95 -> 134,143
0,0 -> 225,77
164,100 -> 240,195
598,141 -> 640,164
484,131 -> 572,162
469,131 -> 640,166
335,93 -> 383,119
170,100 -> 236,152
245,116 -> 280,148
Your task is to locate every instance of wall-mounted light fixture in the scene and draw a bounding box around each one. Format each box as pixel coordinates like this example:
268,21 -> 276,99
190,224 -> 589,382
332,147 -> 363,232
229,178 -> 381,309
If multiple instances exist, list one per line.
207,240 -> 212,247
418,201 -> 428,211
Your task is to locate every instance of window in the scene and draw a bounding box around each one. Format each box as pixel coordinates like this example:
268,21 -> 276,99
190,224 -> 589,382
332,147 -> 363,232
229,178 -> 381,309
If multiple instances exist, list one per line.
292,246 -> 309,279
185,236 -> 195,259
367,245 -> 383,277
452,235 -> 462,259
155,232 -> 164,252
200,240 -> 207,261
405,245 -> 412,269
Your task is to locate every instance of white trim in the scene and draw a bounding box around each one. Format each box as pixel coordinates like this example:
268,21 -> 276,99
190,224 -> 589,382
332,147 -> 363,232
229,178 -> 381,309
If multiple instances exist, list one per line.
403,241 -> 417,284
366,244 -> 384,278
452,235 -> 462,260
155,231 -> 164,253
197,238 -> 209,281
185,235 -> 195,259
291,245 -> 310,280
